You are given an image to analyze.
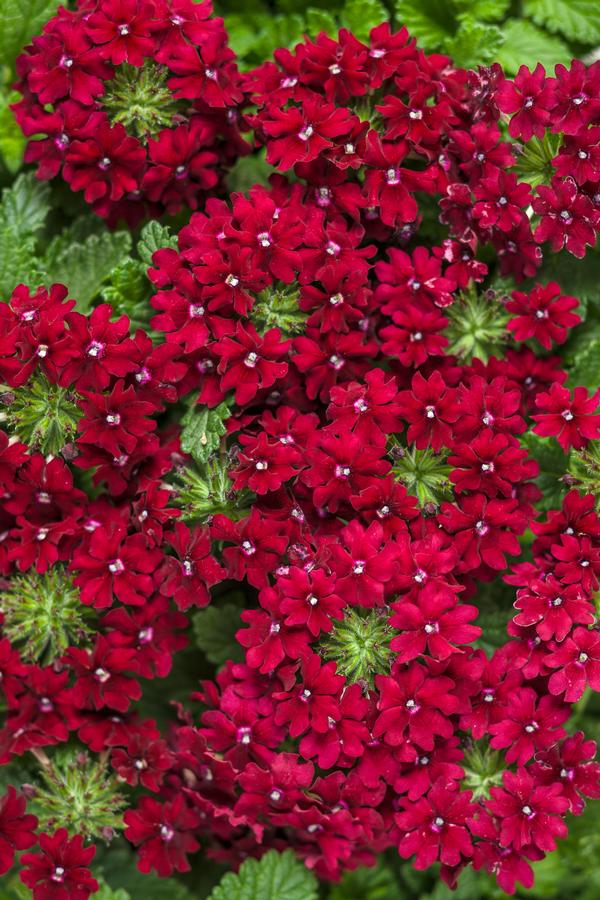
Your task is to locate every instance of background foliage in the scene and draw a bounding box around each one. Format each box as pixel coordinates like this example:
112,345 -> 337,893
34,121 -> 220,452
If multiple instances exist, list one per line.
2,0 -> 600,898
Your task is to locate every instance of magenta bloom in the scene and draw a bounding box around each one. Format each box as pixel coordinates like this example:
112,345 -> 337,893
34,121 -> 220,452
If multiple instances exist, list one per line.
396,779 -> 475,869
20,830 -> 98,900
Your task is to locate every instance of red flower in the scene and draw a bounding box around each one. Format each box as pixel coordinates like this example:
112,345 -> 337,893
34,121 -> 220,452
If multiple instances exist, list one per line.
396,779 -> 475,869
398,371 -> 459,451
273,653 -> 344,738
533,176 -> 599,258
278,567 -> 344,637
486,768 -> 569,852
85,0 -> 155,66
532,383 -> 600,451
71,525 -> 161,608
389,592 -> 481,663
0,787 -> 37,876
259,94 -> 354,170
489,687 -> 568,765
63,122 -> 146,213
507,282 -> 580,349
124,795 -> 200,876
531,731 -> 600,816
212,322 -> 290,406
374,663 -> 459,750
546,627 -> 600,702
67,636 -> 141,713
494,64 -> 556,141
160,522 -> 225,610
20,830 -> 98,900
77,380 -> 157,456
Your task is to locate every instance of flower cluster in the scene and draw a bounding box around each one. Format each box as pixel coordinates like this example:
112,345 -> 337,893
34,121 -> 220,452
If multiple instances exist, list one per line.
2,16 -> 600,900
13,0 -> 246,223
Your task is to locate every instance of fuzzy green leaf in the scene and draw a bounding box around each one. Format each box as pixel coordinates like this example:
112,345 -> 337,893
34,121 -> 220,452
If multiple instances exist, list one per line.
101,258 -> 152,330
193,602 -> 245,666
0,90 -> 25,173
0,0 -> 63,67
329,860 -> 399,900
341,0 -> 387,40
513,133 -> 562,189
567,339 -> 600,392
0,172 -> 49,294
522,432 -> 567,512
305,7 -> 338,35
394,0 -> 454,48
443,18 -> 504,67
1,170 -> 50,235
180,398 -> 232,465
95,840 -> 196,900
208,850 -> 318,900
138,220 -> 178,267
44,229 -> 132,311
523,0 -> 600,43
495,19 -> 570,74
454,0 -> 510,21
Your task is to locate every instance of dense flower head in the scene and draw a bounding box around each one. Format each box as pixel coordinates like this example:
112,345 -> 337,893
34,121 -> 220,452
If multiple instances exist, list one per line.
2,13 -> 600,900
13,0 -> 246,223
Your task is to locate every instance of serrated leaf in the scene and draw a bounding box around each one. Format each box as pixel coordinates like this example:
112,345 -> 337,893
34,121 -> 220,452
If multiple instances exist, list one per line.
305,7 -> 338,35
513,133 -> 562,189
443,18 -> 504,68
0,90 -> 25,173
95,839 -> 196,900
138,220 -> 178,268
394,0 -> 455,50
522,432 -> 567,511
1,171 -> 50,235
44,229 -> 132,311
193,602 -> 245,666
0,0 -> 63,67
226,150 -> 272,194
0,172 -> 49,295
495,19 -> 570,74
568,339 -> 600,392
329,860 -> 400,900
523,0 -> 600,44
208,850 -> 318,900
101,258 -> 152,331
341,0 -> 387,41
180,399 -> 232,465
454,0 -> 510,21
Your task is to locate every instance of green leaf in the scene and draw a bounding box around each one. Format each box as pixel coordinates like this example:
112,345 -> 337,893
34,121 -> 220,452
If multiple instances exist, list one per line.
137,220 -> 178,267
1,170 -> 50,235
208,850 -> 318,900
0,90 -> 25,173
44,228 -> 132,311
0,0 -> 63,67
329,860 -> 400,900
0,172 -> 50,294
443,18 -> 504,68
305,7 -> 338,35
513,133 -> 562,189
101,258 -> 152,331
193,601 -> 246,666
180,398 -> 232,465
523,0 -> 600,44
568,338 -> 600,392
95,839 -> 195,900
522,432 -> 567,512
225,150 -> 273,194
394,0 -> 455,49
495,19 -> 570,74
341,0 -> 388,41
454,0 -> 510,21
